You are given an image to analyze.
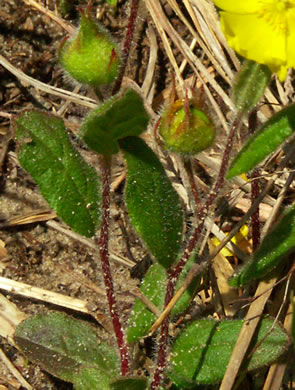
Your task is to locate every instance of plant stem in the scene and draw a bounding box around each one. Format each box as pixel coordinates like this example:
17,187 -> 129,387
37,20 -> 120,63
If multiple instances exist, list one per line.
150,113 -> 243,389
112,0 -> 139,95
251,169 -> 261,251
173,113 -> 243,282
183,158 -> 201,207
97,155 -> 130,376
248,111 -> 260,251
150,311 -> 169,390
95,0 -> 139,370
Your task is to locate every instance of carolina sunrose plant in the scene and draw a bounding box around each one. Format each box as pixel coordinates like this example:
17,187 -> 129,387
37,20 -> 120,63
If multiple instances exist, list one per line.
213,0 -> 295,80
7,1 -> 295,389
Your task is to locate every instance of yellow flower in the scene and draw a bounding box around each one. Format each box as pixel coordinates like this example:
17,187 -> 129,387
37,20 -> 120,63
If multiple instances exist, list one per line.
213,0 -> 295,80
212,224 -> 249,257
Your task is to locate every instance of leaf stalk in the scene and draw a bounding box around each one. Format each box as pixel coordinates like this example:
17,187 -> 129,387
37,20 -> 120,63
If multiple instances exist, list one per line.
97,155 -> 130,376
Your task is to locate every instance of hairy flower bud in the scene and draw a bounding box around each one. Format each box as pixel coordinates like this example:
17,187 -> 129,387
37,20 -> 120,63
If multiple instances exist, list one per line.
59,11 -> 120,86
159,97 -> 215,154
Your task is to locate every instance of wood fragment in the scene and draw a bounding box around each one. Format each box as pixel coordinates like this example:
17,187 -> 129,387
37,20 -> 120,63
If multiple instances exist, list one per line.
219,278 -> 277,390
0,348 -> 32,390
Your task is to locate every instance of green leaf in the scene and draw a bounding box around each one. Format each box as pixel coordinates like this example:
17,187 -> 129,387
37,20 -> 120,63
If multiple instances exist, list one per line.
120,136 -> 183,268
127,263 -> 166,343
167,318 -> 288,386
127,255 -> 201,343
15,312 -> 120,390
73,367 -> 113,390
14,110 -> 101,237
106,0 -> 117,6
227,104 -> 295,179
80,89 -> 149,155
230,205 -> 295,287
233,60 -> 271,113
110,377 -> 148,390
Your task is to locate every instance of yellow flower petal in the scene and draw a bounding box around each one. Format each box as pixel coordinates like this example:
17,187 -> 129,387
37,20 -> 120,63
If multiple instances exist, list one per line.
211,224 -> 249,257
286,10 -> 295,68
220,12 -> 287,74
272,64 -> 288,82
213,0 -> 260,13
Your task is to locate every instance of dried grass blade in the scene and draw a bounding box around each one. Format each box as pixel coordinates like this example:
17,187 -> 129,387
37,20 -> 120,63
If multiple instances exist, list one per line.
0,54 -> 97,109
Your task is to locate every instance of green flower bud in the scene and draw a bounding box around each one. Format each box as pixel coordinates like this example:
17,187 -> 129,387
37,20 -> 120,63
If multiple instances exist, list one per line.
59,11 -> 120,86
159,98 -> 216,154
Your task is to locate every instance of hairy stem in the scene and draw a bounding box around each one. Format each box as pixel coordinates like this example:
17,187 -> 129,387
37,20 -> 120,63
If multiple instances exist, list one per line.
112,0 -> 139,95
183,158 -> 201,207
251,169 -> 261,251
173,113 -> 242,281
97,155 -> 130,375
248,111 -> 260,251
150,312 -> 170,389
150,113 -> 243,388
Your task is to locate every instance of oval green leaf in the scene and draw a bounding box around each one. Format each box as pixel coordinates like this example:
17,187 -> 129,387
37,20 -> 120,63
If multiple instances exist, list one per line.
127,255 -> 201,343
15,312 -> 120,389
230,205 -> 295,287
127,263 -> 166,343
227,104 -> 295,179
168,318 -> 288,386
120,136 -> 183,268
80,89 -> 149,155
14,110 -> 101,237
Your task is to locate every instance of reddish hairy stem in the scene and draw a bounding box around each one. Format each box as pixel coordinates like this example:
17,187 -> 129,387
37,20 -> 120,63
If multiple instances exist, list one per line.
150,314 -> 169,389
251,169 -> 261,250
97,155 -> 130,376
172,114 -> 241,281
95,0 -> 139,368
150,273 -> 175,389
151,114 -> 242,389
112,0 -> 139,95
183,158 -> 201,208
248,110 -> 260,251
